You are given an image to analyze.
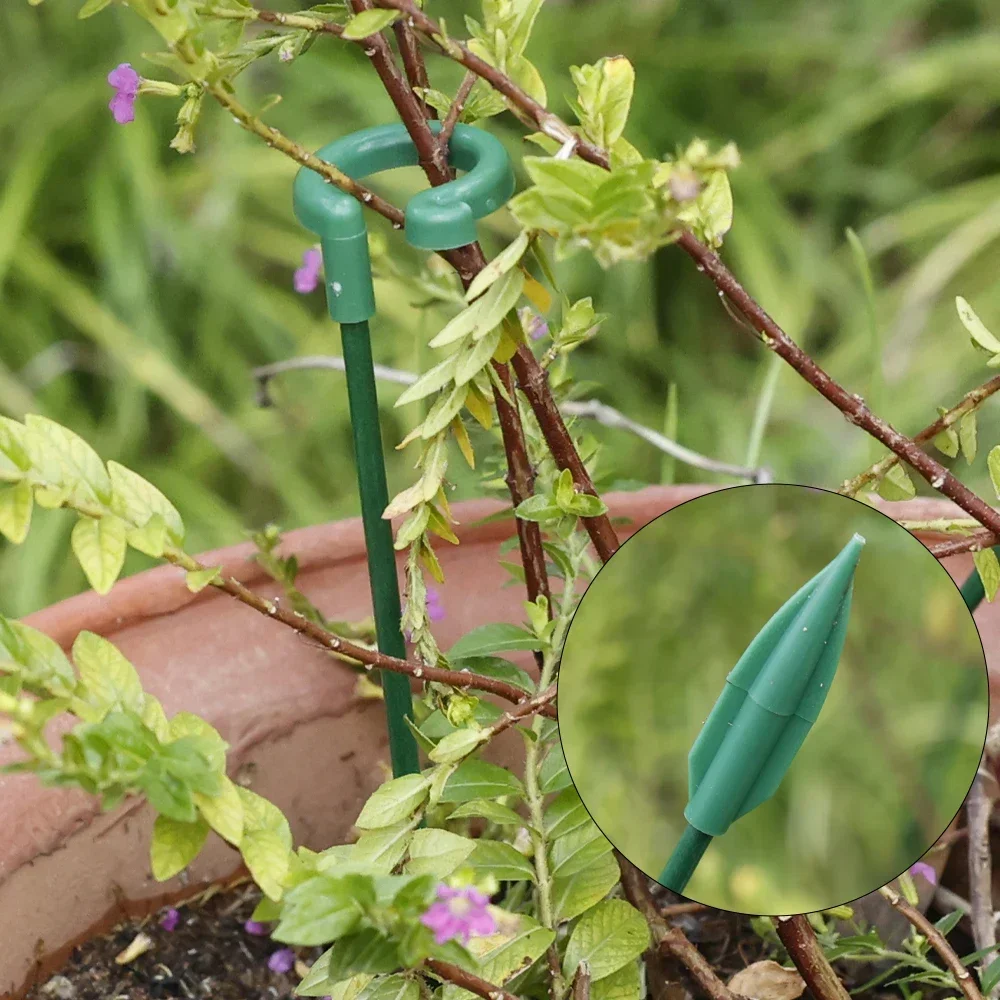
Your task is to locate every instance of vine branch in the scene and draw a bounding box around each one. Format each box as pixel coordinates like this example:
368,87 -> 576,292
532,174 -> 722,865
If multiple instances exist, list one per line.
165,550 -> 555,716
773,916 -> 852,1000
840,374 -> 1000,496
878,886 -> 985,1000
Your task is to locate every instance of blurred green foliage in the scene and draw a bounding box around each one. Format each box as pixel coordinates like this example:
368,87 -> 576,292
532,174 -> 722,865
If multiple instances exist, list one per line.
1,0 -> 999,614
558,485 -> 988,914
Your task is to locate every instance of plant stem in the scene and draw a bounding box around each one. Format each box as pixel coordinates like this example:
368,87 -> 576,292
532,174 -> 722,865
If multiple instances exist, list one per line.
744,354 -> 782,469
658,824 -> 712,894
676,231 -> 1000,538
840,374 -> 1000,496
207,84 -> 404,226
439,72 -> 477,152
163,547 -> 554,713
617,858 -> 737,1000
967,768 -> 998,994
773,916 -> 852,1000
878,886 -> 985,1000
933,534 -> 999,560
523,590 -> 576,999
426,961 -> 520,1000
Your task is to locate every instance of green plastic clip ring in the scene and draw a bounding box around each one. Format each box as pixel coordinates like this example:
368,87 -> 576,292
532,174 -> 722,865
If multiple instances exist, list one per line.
292,122 -> 515,324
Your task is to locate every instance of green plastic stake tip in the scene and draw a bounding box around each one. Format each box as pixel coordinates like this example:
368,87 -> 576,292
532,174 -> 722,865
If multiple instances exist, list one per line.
660,533 -> 865,892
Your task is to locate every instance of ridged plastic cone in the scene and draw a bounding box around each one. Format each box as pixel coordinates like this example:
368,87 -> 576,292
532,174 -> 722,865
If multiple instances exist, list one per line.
683,533 -> 864,837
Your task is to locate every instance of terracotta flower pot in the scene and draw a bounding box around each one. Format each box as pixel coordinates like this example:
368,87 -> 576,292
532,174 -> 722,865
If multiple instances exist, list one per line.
0,486 -> 992,997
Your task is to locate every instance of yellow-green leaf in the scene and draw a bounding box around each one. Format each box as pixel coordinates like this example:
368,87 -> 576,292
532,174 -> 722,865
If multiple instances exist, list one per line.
108,460 -> 184,541
465,232 -> 531,302
78,0 -> 114,15
974,548 -> 1000,603
73,630 -> 144,713
237,787 -> 293,900
989,446 -> 1000,500
195,775 -> 244,846
150,813 -> 210,881
957,296 -> 1000,356
960,411 -> 978,463
71,515 -> 127,595
186,565 -> 222,593
341,8 -> 400,39
355,773 -> 431,830
876,463 -> 915,501
0,480 -> 33,543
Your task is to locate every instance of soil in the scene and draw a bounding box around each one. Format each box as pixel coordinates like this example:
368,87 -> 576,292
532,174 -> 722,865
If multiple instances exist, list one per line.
24,880 -> 324,1000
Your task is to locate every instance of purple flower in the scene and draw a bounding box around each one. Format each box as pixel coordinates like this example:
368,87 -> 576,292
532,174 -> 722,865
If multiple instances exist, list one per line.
244,919 -> 270,936
294,248 -> 323,294
107,63 -> 141,125
420,884 -> 497,946
909,861 -> 937,885
426,587 -> 446,623
268,947 -> 296,974
519,307 -> 548,342
159,908 -> 180,932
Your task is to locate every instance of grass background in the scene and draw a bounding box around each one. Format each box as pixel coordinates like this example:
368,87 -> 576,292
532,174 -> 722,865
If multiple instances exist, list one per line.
0,2 -> 997,593
558,485 -> 988,914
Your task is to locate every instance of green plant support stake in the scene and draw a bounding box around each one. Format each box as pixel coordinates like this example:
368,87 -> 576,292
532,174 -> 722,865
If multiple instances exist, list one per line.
659,533 -> 865,893
293,123 -> 515,778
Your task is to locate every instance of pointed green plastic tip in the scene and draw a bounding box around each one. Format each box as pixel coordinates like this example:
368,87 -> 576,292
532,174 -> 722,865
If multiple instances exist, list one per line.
683,534 -> 864,838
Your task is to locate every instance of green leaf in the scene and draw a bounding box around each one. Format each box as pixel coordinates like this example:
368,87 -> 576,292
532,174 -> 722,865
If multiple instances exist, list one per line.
562,900 -> 650,980
238,787 -> 293,900
545,787 -> 589,839
571,56 -> 635,150
982,956 -> 1000,996
591,960 -> 642,1000
450,656 -> 534,694
71,515 -> 127,595
957,296 -> 1000,356
274,873 -> 369,946
78,0 -> 114,15
539,742 -> 571,793
876,463 -> 915,501
0,617 -> 75,697
73,630 -> 144,714
355,774 -> 431,830
449,799 -> 527,828
194,774 -> 244,846
24,415 -> 111,507
351,820 -> 417,874
448,624 -> 542,659
465,232 -> 531,302
990,446 -> 1000,500
325,930 -> 401,981
567,493 -> 609,518
405,828 -> 477,877
549,822 -> 613,879
478,918 -> 555,985
960,411 -> 978,463
439,759 -> 526,803
108,461 -> 184,542
420,385 -> 468,440
694,170 -> 734,247
430,270 -> 524,349
186,565 -> 222,593
552,850 -> 619,923
466,840 -> 536,881
453,326 -> 502,387
150,813 -> 210,881
359,975 -> 420,1000
297,956 -> 372,1000
0,480 -> 33,543
974,548 -> 1000,603
932,424 -> 959,458
395,355 -> 458,408
341,8 -> 400,40
429,727 -> 490,764
126,512 -> 170,558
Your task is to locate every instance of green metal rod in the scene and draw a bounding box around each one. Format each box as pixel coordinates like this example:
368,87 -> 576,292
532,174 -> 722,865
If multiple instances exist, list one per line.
340,320 -> 421,778
659,824 -> 713,893
960,547 -> 1000,610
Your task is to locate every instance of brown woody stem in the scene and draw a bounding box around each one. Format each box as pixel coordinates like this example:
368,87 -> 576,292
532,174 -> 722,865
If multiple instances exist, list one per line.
878,886 -> 985,1000
617,855 -> 736,1000
773,916 -> 852,1000
840,374 -> 1000,496
426,961 -> 520,1000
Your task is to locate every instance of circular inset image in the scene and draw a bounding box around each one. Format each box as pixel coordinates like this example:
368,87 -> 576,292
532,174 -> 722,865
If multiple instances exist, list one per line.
557,484 -> 988,915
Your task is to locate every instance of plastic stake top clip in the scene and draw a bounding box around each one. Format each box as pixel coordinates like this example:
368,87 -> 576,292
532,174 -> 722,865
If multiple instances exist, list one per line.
292,122 -> 516,324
